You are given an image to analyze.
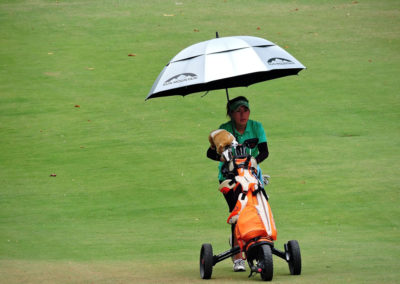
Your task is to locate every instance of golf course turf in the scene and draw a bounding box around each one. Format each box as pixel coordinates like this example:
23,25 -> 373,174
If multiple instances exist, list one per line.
0,0 -> 399,283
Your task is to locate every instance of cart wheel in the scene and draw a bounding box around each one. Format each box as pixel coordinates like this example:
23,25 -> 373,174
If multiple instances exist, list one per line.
200,243 -> 213,279
287,240 -> 302,275
258,244 -> 273,281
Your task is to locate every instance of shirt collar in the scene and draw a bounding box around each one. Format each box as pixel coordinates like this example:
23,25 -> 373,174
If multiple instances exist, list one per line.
232,120 -> 251,138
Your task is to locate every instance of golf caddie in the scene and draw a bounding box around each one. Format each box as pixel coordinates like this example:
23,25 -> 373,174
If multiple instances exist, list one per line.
206,96 -> 269,272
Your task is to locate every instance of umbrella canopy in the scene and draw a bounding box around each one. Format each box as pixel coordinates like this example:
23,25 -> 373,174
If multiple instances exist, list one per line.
146,35 -> 305,100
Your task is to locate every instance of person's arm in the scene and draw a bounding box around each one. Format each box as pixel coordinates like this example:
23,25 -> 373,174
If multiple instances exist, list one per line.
207,147 -> 221,161
256,142 -> 269,163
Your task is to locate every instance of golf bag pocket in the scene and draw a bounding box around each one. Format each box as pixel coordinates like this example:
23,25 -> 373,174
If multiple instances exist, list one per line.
235,205 -> 268,246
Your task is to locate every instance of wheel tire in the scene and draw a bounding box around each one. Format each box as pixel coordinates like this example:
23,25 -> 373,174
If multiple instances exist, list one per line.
258,244 -> 273,281
200,243 -> 213,279
287,240 -> 302,275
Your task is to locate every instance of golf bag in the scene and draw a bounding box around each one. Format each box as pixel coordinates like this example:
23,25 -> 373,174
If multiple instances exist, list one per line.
223,152 -> 277,255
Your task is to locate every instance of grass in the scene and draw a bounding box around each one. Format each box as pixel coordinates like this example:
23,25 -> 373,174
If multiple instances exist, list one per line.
0,0 -> 399,283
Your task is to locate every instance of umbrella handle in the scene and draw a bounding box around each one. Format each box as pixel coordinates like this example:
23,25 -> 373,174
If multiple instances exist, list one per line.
226,88 -> 230,102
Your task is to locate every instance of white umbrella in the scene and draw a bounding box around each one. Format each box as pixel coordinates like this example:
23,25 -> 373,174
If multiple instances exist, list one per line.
146,35 -> 305,100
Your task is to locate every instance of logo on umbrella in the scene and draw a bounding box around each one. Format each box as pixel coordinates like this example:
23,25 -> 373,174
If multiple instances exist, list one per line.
267,58 -> 295,65
164,73 -> 198,86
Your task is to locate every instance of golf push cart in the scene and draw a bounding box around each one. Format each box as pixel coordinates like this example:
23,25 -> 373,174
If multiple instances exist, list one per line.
200,138 -> 302,281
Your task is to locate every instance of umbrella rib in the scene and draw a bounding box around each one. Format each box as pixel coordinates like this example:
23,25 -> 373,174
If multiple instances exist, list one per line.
171,54 -> 203,63
206,44 -> 272,55
207,46 -> 248,55
253,44 -> 274,48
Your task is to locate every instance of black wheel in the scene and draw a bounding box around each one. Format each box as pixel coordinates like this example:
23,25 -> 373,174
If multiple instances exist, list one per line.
258,244 -> 273,281
287,240 -> 302,275
200,243 -> 213,279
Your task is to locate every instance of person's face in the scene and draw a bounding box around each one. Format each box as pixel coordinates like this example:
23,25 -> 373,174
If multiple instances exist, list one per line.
231,105 -> 250,129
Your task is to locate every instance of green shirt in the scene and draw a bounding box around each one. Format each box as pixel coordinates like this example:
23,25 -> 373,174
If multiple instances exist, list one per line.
218,119 -> 267,181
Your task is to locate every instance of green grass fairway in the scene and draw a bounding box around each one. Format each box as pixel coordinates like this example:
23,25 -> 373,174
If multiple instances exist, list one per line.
1,0 -> 399,283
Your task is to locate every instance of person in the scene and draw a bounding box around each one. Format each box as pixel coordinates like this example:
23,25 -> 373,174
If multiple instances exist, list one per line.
206,96 -> 269,272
